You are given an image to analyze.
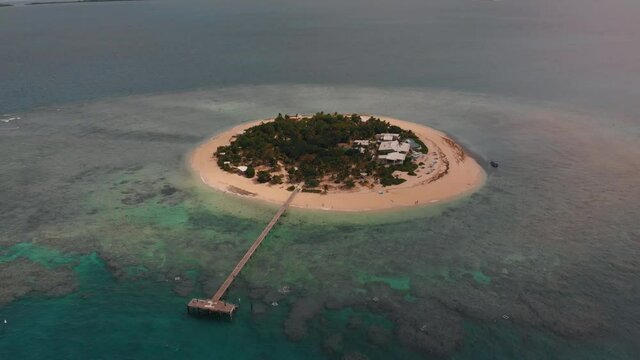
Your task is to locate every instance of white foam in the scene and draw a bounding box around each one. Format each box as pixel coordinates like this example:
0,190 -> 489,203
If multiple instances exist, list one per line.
1,116 -> 20,123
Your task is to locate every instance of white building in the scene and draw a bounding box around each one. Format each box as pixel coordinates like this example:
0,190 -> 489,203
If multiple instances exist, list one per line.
397,142 -> 410,153
378,140 -> 410,154
376,133 -> 400,142
353,140 -> 371,147
378,141 -> 397,153
378,152 -> 407,165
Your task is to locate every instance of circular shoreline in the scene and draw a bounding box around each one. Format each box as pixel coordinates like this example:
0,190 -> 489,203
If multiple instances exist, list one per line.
189,115 -> 486,212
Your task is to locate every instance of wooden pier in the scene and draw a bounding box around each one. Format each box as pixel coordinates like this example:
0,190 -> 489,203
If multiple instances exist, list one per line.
187,185 -> 301,319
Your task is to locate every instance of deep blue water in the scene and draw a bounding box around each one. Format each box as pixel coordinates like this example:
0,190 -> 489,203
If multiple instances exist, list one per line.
1,0 -> 639,115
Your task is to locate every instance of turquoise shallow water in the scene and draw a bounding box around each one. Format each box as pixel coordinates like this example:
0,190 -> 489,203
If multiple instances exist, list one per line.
0,252 -> 325,360
1,86 -> 639,359
0,242 -> 633,359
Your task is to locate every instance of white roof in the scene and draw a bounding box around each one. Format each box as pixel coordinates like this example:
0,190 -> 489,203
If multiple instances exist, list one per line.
377,133 -> 400,141
378,141 -> 410,153
237,166 -> 248,172
378,152 -> 406,162
378,140 -> 399,152
353,140 -> 370,146
397,142 -> 410,153
385,152 -> 407,161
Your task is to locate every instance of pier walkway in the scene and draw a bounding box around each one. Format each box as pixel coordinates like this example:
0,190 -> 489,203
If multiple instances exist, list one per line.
187,184 -> 301,318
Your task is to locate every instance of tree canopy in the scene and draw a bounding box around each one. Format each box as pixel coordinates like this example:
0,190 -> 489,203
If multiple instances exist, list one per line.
215,113 -> 425,187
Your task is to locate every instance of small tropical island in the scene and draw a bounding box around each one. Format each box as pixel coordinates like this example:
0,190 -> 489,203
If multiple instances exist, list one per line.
191,113 -> 485,211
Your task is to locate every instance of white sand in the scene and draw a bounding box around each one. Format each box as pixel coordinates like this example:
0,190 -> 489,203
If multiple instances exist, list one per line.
189,116 -> 486,212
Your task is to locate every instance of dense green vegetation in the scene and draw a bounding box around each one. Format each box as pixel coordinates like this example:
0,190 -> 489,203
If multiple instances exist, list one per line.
215,113 -> 426,187
244,166 -> 255,178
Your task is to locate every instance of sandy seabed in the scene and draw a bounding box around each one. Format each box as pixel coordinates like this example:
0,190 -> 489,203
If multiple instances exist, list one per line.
190,116 -> 486,212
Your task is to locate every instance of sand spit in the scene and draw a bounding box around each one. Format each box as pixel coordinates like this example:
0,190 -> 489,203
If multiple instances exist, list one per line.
190,116 -> 486,212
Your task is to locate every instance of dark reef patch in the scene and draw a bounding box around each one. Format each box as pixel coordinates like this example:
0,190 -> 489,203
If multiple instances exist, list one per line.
284,297 -> 326,341
0,258 -> 77,306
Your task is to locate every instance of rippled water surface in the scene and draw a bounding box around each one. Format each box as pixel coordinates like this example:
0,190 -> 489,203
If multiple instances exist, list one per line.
1,0 -> 639,359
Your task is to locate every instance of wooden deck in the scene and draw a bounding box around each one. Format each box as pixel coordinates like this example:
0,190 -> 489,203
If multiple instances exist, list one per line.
187,299 -> 237,317
187,185 -> 301,318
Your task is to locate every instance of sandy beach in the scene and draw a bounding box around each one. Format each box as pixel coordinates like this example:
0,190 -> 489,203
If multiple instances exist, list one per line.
190,116 -> 486,211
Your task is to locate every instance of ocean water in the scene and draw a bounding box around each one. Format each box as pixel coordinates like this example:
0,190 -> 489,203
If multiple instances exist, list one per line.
1,86 -> 639,359
1,0 -> 640,359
